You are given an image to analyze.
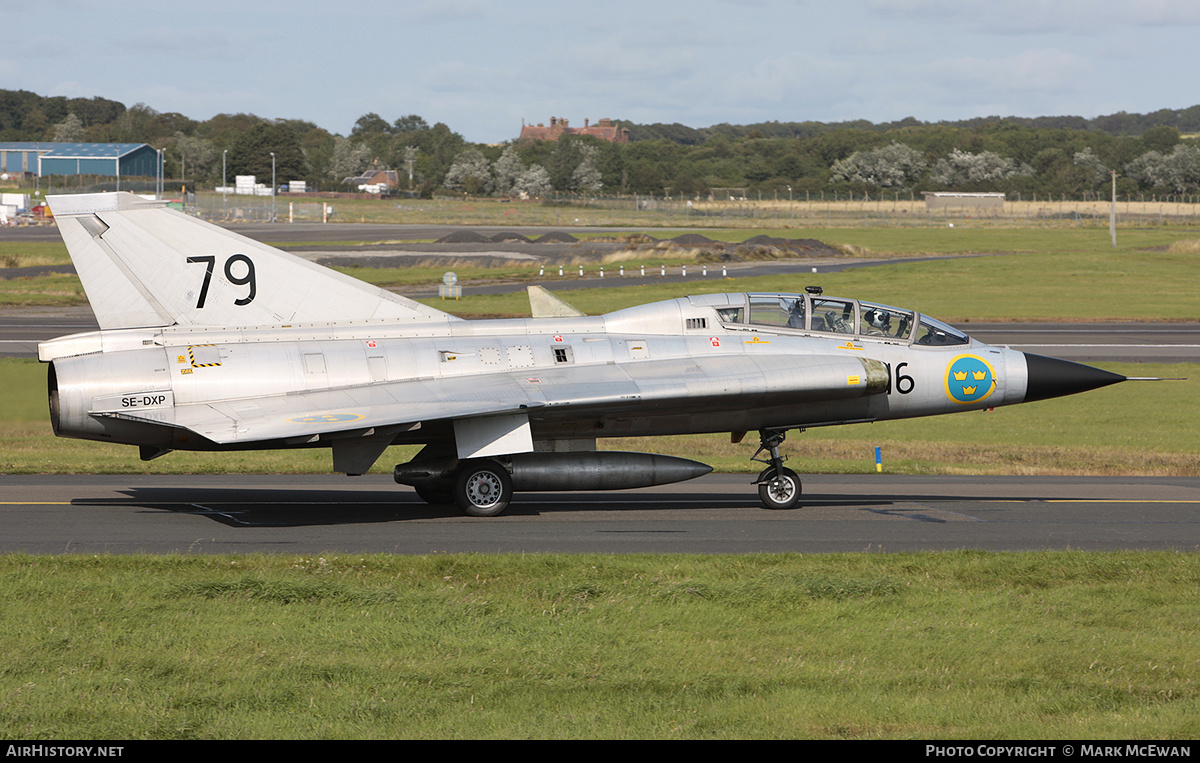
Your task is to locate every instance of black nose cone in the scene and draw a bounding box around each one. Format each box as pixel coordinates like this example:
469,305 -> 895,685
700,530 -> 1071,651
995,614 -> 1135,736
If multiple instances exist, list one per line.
1023,353 -> 1126,403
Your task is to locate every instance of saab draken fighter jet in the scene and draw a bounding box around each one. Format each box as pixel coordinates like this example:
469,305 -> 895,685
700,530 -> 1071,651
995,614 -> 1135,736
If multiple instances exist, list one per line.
40,192 -> 1127,516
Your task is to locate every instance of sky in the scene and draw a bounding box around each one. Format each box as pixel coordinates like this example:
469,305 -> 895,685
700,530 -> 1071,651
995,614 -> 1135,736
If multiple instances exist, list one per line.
5,0 -> 1200,144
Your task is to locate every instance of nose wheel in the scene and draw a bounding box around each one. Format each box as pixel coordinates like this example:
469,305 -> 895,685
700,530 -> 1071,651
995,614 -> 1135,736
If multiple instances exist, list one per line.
751,429 -> 802,510
756,465 -> 801,509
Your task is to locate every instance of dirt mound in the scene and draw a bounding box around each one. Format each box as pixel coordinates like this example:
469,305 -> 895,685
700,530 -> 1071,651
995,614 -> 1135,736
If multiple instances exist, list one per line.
739,236 -> 844,256
435,230 -> 493,244
670,233 -> 718,245
532,231 -> 579,243
784,238 -> 845,256
489,231 -> 533,243
743,235 -> 789,247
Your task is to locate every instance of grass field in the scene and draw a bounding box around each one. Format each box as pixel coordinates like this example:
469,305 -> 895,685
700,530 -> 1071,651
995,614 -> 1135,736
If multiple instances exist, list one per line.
3,551 -> 1199,739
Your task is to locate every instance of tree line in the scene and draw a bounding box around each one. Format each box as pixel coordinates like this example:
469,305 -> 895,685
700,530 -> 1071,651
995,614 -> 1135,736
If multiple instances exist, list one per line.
3,88 -> 1199,198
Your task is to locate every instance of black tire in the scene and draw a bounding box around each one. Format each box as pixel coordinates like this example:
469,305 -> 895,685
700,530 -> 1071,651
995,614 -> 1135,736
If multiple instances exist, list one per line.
454,460 -> 513,517
756,466 -> 801,510
414,483 -> 454,505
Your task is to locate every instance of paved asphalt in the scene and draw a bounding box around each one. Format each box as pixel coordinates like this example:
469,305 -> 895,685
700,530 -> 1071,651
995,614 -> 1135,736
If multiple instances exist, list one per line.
3,474 -> 1199,555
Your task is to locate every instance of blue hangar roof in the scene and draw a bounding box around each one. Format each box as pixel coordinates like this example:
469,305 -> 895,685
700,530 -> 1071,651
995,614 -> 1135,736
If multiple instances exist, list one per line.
0,142 -> 147,157
0,142 -> 158,177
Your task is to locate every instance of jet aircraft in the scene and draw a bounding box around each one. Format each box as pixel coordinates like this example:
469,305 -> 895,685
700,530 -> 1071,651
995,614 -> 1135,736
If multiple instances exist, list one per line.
40,192 -> 1127,516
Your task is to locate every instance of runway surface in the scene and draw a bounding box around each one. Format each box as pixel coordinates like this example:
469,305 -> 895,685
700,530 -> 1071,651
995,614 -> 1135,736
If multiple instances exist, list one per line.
3,474 -> 1199,555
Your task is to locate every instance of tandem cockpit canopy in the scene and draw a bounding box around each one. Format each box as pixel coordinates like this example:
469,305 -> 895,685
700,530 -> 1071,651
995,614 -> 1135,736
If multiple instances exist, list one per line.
709,292 -> 970,346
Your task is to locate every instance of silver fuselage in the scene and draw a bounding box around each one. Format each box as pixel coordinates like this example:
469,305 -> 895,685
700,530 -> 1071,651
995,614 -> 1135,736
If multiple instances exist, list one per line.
43,292 -> 1028,454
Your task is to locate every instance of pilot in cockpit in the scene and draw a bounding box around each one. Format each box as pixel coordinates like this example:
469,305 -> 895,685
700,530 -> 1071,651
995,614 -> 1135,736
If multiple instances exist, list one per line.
786,298 -> 805,328
862,307 -> 890,336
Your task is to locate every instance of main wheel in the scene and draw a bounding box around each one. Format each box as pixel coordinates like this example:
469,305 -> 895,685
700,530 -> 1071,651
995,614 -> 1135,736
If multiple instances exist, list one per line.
756,466 -> 801,510
454,460 -> 513,517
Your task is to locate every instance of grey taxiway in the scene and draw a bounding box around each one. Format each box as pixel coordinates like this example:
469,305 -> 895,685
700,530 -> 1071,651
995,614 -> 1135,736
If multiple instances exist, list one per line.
3,474 -> 1200,555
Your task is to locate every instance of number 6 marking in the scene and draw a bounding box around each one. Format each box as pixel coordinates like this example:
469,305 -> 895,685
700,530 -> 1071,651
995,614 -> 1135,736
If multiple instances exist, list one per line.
884,361 -> 916,395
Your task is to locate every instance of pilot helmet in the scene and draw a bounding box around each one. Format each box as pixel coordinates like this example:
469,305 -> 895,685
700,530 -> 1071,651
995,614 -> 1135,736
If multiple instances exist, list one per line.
863,308 -> 890,329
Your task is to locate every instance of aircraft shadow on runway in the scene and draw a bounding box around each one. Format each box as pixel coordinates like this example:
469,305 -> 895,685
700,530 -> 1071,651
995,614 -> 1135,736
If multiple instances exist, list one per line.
68,486 -> 1044,528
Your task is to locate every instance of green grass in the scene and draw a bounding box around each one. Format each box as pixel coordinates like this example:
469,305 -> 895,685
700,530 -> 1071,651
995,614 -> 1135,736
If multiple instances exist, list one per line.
2,551 -> 1198,739
0,272 -> 86,306
0,241 -> 71,268
4,227 -> 1199,318
417,230 -> 1200,321
5,358 -> 1196,476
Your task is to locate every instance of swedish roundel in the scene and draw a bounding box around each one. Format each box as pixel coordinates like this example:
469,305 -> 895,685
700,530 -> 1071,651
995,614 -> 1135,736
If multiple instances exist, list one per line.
944,354 -> 997,405
287,413 -> 364,424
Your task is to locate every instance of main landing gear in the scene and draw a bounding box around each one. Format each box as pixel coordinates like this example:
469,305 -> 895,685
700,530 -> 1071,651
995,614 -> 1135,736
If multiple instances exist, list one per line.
400,453 -> 514,518
751,429 -> 802,510
453,459 -> 513,517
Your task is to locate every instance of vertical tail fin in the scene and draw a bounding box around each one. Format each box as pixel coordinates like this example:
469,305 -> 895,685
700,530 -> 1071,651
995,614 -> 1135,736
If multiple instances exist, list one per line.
48,192 -> 457,330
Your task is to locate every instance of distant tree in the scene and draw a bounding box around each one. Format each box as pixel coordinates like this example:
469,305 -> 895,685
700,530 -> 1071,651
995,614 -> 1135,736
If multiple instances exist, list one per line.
227,121 -> 307,183
328,136 -> 373,181
547,136 -> 584,191
1073,147 -> 1111,195
294,125 -> 336,184
52,113 -> 85,142
492,145 -> 525,196
513,164 -> 552,197
351,112 -> 391,138
544,136 -> 608,192
930,149 -> 1031,187
393,114 -> 430,134
626,161 -> 665,195
1141,125 -> 1181,154
195,113 -> 267,149
173,131 -> 215,182
571,144 -> 603,192
66,96 -> 125,128
1125,144 -> 1200,194
399,122 -> 465,187
830,142 -> 927,189
443,148 -> 492,194
350,112 -> 394,160
22,106 -> 50,139
743,157 -> 773,184
111,103 -> 160,143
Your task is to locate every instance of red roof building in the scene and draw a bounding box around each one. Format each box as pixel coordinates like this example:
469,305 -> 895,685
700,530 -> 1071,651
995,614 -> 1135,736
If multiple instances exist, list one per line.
519,117 -> 629,143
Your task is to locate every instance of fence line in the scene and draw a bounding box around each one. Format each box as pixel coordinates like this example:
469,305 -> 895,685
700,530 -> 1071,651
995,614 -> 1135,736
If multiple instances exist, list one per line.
552,194 -> 1200,229
178,193 -> 1200,229
27,183 -> 1200,229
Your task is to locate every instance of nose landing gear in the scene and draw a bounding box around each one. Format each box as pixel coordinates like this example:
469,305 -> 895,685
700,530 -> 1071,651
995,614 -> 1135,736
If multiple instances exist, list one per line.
751,429 -> 802,510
